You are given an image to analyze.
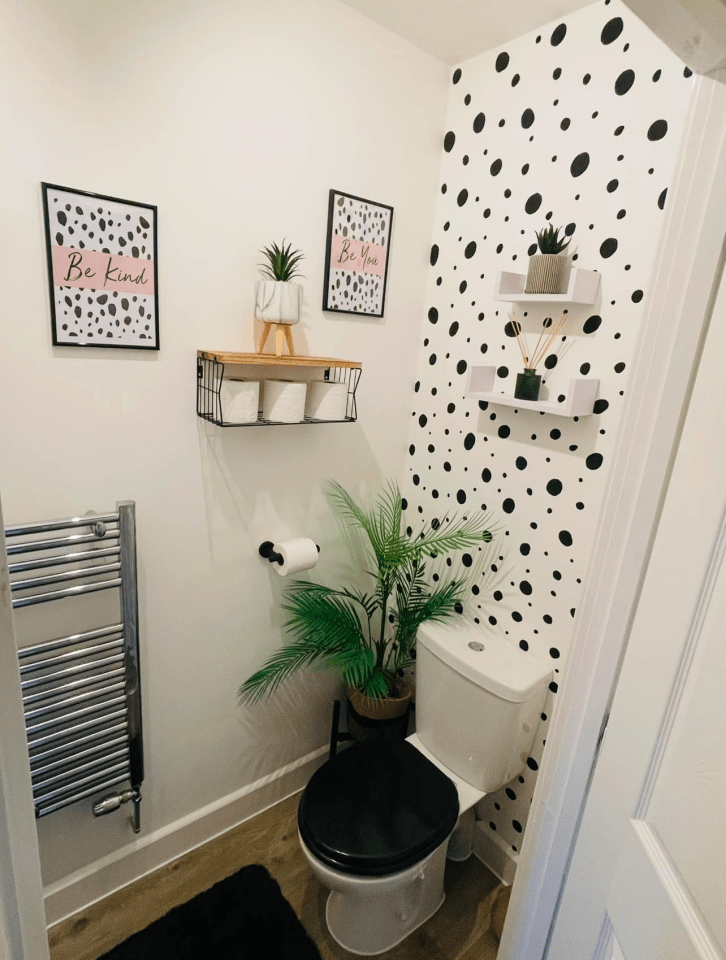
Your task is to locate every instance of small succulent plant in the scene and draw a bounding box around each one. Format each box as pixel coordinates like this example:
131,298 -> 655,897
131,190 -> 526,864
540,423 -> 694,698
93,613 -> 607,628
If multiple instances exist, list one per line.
534,224 -> 571,255
259,240 -> 305,282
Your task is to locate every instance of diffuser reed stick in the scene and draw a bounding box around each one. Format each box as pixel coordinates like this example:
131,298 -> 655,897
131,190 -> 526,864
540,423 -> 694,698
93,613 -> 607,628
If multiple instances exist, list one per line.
509,311 -> 568,371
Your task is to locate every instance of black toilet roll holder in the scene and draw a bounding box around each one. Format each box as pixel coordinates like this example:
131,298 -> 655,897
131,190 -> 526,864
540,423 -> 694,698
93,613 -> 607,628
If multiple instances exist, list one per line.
258,541 -> 321,566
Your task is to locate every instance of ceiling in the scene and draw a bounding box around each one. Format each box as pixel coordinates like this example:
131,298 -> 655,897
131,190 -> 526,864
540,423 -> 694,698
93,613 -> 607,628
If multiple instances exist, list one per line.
337,0 -> 593,65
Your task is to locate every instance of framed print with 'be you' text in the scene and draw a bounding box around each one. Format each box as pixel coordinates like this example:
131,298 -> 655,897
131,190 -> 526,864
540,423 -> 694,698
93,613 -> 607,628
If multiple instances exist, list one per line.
322,190 -> 393,318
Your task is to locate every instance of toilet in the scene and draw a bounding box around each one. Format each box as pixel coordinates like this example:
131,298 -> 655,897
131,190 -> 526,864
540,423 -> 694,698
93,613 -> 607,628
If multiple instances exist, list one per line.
298,621 -> 552,955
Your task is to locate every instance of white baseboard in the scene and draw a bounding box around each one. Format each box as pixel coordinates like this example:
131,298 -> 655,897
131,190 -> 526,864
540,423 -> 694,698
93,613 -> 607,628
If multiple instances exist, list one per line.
472,820 -> 518,885
44,745 -> 329,927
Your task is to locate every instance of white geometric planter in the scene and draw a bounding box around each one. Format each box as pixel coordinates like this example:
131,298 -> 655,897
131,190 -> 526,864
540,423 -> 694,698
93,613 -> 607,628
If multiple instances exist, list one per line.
254,280 -> 302,324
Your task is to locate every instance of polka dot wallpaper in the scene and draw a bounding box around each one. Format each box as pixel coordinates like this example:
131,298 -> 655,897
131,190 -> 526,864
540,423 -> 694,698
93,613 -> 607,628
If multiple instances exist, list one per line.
403,0 -> 695,853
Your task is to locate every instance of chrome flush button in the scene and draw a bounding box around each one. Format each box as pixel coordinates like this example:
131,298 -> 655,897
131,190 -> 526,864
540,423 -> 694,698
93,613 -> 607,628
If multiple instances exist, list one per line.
468,641 -> 484,652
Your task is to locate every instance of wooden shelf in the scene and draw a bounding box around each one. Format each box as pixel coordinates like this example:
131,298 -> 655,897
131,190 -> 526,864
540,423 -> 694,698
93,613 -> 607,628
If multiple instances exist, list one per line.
196,351 -> 362,427
467,366 -> 599,418
494,268 -> 600,304
197,350 -> 361,369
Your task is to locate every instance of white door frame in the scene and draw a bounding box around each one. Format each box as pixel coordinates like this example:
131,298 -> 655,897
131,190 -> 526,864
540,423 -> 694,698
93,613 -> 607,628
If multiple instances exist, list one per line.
0,498 -> 50,960
499,73 -> 726,960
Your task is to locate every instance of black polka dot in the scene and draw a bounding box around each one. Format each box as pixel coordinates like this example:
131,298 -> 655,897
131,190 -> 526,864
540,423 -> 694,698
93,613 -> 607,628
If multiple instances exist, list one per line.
464,433 -> 476,450
525,193 -> 542,214
516,457 -> 527,470
593,399 -> 609,414
601,17 -> 624,44
503,498 -> 515,513
490,159 -> 502,176
647,119 -> 668,141
457,360 -> 468,375
465,240 -> 477,258
444,131 -> 456,152
658,188 -> 667,210
473,112 -> 486,133
600,238 -> 618,258
631,289 -> 643,303
546,479 -> 563,496
570,152 -> 590,177
452,68 -> 462,84
559,530 -> 573,546
428,307 -> 438,324
521,108 -> 535,129
586,453 -> 604,470
498,424 -> 511,439
615,69 -> 635,95
457,189 -> 468,207
607,179 -> 619,192
583,315 -> 602,334
551,23 -> 567,45
430,245 -> 439,266
614,361 -> 626,373
496,51 -> 510,71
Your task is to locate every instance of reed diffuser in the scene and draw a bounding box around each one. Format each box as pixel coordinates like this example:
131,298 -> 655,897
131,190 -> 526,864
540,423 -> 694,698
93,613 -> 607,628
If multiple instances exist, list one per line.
510,311 -> 568,402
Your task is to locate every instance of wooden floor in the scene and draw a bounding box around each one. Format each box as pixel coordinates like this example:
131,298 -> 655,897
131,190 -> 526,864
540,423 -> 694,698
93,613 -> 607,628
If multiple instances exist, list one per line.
48,791 -> 504,960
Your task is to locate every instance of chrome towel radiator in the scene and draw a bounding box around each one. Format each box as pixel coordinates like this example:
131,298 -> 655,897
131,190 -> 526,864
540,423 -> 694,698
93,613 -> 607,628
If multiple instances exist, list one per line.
5,501 -> 144,832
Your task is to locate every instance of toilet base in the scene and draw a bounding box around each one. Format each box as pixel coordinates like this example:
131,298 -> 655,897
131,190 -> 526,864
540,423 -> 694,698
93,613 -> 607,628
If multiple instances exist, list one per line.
322,841 -> 449,956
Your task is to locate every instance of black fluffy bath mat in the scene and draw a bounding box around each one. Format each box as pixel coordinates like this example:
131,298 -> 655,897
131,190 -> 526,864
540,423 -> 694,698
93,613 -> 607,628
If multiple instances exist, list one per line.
99,864 -> 322,959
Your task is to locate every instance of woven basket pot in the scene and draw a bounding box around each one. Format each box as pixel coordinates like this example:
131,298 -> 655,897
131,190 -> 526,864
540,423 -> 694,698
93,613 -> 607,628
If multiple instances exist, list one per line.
346,681 -> 412,721
524,254 -> 571,295
346,681 -> 413,742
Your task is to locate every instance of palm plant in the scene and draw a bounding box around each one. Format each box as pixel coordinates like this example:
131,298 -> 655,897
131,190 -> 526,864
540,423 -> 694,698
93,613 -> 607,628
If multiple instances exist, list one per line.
258,239 -> 305,282
239,481 -> 493,705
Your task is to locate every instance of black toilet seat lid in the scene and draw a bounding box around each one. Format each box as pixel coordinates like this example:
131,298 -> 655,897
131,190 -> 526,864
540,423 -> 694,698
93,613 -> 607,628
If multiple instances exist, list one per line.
298,738 -> 459,877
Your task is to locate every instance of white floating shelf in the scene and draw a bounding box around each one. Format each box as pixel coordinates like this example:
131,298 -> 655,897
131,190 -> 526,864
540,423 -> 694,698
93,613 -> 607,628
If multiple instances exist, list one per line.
467,366 -> 599,418
494,268 -> 600,304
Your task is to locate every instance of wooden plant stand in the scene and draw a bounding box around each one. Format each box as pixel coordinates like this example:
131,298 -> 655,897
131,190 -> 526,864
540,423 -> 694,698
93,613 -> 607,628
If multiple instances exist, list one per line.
256,322 -> 296,357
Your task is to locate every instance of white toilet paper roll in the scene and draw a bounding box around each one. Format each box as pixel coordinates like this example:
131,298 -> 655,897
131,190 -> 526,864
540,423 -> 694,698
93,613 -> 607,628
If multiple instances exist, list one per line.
220,378 -> 260,423
262,380 -> 307,423
272,538 -> 319,576
304,380 -> 348,421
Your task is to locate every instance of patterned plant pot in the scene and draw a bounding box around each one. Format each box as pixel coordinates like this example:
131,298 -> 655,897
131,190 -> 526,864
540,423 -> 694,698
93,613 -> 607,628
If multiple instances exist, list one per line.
524,254 -> 571,295
514,368 -> 542,401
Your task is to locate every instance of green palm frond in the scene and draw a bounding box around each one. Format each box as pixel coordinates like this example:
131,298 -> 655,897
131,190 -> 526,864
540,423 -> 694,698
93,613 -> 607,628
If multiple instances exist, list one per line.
282,582 -> 366,648
358,668 -> 390,700
238,639 -> 339,705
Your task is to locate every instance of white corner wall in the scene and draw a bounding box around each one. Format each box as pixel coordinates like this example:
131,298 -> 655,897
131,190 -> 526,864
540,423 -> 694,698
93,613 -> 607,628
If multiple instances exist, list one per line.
0,0 -> 448,920
402,0 -> 695,857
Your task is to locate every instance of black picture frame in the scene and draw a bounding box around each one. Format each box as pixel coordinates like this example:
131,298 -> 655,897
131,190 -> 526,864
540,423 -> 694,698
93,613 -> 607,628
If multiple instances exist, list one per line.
322,189 -> 393,318
42,182 -> 160,350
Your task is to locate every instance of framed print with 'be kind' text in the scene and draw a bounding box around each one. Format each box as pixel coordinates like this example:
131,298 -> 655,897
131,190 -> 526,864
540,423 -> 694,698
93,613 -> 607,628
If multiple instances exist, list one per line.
42,182 -> 159,349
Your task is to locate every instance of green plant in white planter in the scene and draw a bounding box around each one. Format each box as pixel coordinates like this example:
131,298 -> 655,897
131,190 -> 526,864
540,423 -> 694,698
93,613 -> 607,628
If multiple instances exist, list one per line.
525,225 -> 571,295
255,240 -> 305,324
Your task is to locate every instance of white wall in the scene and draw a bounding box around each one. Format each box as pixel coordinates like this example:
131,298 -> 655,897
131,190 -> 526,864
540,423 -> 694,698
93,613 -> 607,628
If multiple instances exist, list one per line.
0,0 -> 448,919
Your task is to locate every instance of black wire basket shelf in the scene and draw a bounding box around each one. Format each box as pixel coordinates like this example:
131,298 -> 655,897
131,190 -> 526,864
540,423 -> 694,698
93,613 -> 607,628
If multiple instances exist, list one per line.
196,351 -> 362,428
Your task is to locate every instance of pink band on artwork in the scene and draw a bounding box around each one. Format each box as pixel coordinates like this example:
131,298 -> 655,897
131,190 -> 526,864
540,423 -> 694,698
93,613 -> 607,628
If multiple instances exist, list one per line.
51,246 -> 155,294
329,234 -> 386,276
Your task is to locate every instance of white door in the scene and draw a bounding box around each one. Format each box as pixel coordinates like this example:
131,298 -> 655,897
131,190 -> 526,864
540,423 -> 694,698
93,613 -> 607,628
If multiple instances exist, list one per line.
546,250 -> 726,960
